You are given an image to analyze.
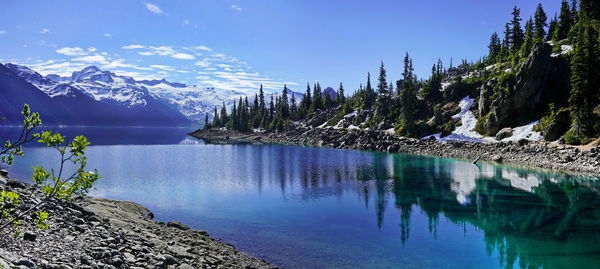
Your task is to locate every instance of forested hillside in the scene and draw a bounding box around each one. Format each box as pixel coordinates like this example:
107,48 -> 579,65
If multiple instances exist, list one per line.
207,0 -> 600,145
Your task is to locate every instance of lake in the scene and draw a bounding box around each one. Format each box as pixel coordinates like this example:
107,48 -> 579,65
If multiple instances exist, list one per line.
2,127 -> 600,269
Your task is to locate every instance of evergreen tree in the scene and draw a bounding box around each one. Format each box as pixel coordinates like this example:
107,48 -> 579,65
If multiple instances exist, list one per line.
258,85 -> 266,113
212,106 -> 220,127
555,0 -> 574,40
324,93 -> 333,109
290,94 -> 298,119
571,0 -> 579,24
220,102 -> 228,126
269,95 -> 275,121
336,82 -> 346,104
230,102 -> 238,130
311,82 -> 323,111
281,85 -> 290,119
204,114 -> 209,129
375,62 -> 391,118
569,24 -> 600,137
547,14 -> 559,40
534,3 -> 548,41
421,60 -> 443,102
398,53 -> 418,136
488,32 -> 502,62
510,6 -> 525,52
521,17 -> 535,56
302,83 -> 312,111
361,73 -> 376,109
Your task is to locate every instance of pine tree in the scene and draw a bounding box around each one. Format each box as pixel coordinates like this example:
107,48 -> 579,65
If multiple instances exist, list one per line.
337,82 -> 345,104
302,83 -> 312,111
510,6 -> 525,52
534,3 -> 548,41
290,94 -> 298,119
361,73 -> 376,109
569,24 -> 600,137
258,84 -> 266,113
488,32 -> 502,62
212,106 -> 219,127
220,101 -> 229,126
571,0 -> 579,24
204,114 -> 210,129
547,14 -> 559,40
281,85 -> 290,119
311,82 -> 323,111
324,93 -> 333,109
269,95 -> 275,121
398,53 -> 418,136
230,102 -> 238,130
375,62 -> 391,118
521,18 -> 535,56
555,0 -> 573,40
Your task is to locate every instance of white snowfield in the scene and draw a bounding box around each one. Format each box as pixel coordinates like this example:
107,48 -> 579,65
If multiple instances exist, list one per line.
427,96 -> 542,143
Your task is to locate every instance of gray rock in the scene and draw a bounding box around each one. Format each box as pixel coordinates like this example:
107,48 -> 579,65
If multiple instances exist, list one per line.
492,155 -> 504,163
166,221 -> 190,231
177,264 -> 195,269
23,231 -> 37,241
15,258 -> 36,268
7,179 -> 26,189
543,109 -> 571,141
163,254 -> 179,265
495,128 -> 513,140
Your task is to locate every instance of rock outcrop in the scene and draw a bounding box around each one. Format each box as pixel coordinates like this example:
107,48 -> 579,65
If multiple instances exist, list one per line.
483,43 -> 571,136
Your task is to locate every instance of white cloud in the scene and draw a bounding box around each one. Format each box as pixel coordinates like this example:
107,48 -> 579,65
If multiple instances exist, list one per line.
56,47 -> 88,56
103,33 -> 112,37
87,47 -> 97,52
150,64 -> 174,71
171,53 -> 195,60
231,5 -> 243,11
0,30 -> 7,35
194,59 -> 210,67
73,55 -> 109,65
191,46 -> 212,52
39,28 -> 50,34
144,2 -> 163,14
183,19 -> 189,25
121,44 -> 145,49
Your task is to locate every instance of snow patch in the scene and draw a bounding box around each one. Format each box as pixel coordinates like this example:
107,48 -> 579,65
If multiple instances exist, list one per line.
496,121 -> 542,142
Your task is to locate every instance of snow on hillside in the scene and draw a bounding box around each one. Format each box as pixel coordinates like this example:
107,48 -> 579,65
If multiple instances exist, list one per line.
438,96 -> 484,142
427,96 -> 542,143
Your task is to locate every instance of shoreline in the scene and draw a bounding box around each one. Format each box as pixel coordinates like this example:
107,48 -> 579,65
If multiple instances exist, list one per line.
0,177 -> 274,269
190,127 -> 600,176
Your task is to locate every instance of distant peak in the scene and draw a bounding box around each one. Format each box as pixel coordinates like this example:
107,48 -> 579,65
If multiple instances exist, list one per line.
82,66 -> 102,73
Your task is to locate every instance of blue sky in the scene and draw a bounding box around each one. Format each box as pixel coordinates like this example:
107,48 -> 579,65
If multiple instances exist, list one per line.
0,0 -> 562,93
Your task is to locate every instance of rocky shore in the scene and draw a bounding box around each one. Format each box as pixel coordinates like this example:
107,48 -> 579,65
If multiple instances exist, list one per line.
0,176 -> 274,269
191,127 -> 600,175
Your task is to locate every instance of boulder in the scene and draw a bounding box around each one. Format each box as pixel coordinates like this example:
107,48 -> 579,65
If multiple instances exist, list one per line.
166,221 -> 190,231
543,109 -> 571,141
495,128 -> 513,140
492,155 -> 504,163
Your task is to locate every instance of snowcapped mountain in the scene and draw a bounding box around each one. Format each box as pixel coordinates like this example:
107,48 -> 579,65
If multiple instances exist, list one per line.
1,63 -> 190,126
3,63 -> 308,125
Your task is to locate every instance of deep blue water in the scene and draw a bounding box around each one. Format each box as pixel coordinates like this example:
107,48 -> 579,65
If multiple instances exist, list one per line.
2,127 -> 600,269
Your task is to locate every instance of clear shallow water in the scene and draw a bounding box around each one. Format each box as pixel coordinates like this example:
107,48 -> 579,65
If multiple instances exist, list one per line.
2,127 -> 600,269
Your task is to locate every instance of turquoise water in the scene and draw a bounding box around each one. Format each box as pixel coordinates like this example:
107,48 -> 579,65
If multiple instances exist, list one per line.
2,127 -> 600,269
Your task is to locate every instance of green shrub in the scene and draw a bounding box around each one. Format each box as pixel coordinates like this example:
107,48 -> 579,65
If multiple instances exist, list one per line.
0,104 -> 99,235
